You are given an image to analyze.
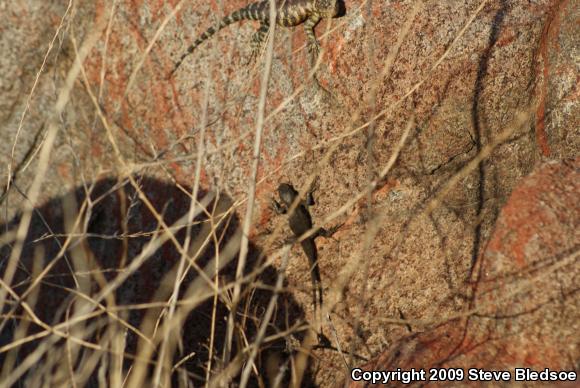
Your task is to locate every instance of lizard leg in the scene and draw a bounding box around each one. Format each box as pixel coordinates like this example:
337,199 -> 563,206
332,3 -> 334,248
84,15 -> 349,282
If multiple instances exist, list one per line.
271,198 -> 287,215
249,23 -> 269,63
315,223 -> 343,239
304,14 -> 322,61
305,178 -> 320,207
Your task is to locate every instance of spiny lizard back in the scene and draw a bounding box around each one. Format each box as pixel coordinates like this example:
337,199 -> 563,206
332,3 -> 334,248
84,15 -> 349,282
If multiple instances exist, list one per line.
171,0 -> 345,76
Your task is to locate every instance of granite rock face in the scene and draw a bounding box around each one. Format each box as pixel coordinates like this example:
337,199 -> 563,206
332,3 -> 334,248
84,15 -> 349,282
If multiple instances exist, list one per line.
347,158 -> 579,387
0,0 -> 578,386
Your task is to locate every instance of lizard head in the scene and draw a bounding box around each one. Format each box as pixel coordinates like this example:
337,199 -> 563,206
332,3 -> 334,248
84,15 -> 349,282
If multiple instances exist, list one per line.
315,0 -> 346,18
277,183 -> 298,206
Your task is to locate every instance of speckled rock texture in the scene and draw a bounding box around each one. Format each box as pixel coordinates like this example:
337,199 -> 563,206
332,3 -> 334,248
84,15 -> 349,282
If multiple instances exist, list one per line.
347,158 -> 579,387
0,0 -> 578,386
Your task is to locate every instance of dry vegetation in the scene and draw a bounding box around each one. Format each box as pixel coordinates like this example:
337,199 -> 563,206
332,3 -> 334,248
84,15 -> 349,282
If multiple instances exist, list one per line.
0,0 -> 577,387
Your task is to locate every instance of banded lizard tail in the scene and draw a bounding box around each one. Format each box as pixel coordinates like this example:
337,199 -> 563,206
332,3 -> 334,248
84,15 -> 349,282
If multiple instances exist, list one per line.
171,0 -> 346,76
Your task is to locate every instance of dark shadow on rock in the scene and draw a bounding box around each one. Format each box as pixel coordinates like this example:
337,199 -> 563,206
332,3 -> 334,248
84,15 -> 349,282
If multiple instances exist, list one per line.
0,176 -> 313,387
469,0 -> 508,279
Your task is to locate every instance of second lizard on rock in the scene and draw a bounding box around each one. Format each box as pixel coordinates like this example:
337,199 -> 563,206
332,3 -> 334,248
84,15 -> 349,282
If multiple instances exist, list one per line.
272,182 -> 341,311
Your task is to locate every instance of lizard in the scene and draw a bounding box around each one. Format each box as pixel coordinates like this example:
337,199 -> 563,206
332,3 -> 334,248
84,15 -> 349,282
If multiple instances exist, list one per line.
272,182 -> 341,313
170,0 -> 346,76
